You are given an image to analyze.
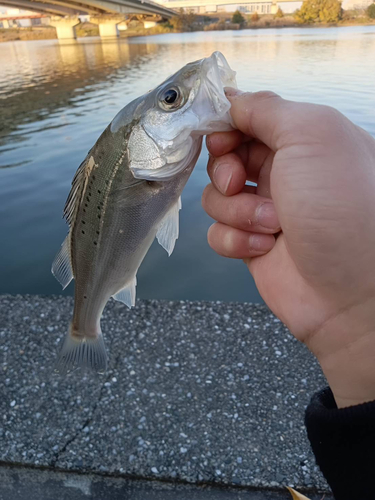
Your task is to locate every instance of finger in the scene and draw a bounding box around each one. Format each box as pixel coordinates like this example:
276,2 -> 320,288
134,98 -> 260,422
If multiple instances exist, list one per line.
207,153 -> 247,196
202,184 -> 280,233
206,130 -> 245,157
207,139 -> 275,188
207,222 -> 276,259
233,141 -> 274,195
224,89 -> 297,152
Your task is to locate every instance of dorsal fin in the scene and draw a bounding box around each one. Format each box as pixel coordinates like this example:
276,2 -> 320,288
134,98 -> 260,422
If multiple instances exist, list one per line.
63,154 -> 96,226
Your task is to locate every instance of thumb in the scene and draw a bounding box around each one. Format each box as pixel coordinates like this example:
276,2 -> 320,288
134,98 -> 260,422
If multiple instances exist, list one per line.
224,89 -> 295,152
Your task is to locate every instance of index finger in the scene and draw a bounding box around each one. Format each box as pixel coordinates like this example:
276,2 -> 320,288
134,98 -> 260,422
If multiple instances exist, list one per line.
206,129 -> 244,157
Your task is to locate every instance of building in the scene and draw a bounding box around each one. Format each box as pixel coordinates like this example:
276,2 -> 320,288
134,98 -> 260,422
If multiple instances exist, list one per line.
155,0 -> 374,14
341,0 -> 374,8
154,0 -> 302,15
0,6 -> 50,28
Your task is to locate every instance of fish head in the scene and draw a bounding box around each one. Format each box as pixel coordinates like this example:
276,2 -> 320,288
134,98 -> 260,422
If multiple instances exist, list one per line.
123,51 -> 237,181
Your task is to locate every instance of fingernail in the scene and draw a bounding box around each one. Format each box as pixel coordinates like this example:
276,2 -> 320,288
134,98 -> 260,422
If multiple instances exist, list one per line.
256,202 -> 280,229
224,87 -> 245,97
214,162 -> 232,194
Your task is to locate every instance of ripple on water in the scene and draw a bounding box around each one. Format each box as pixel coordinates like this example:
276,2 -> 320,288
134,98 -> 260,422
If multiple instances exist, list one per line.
0,27 -> 374,300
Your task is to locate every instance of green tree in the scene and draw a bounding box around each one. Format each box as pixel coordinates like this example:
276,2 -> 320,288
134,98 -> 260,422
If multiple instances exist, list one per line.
275,7 -> 284,17
295,0 -> 342,23
232,10 -> 245,23
251,11 -> 260,21
367,3 -> 375,18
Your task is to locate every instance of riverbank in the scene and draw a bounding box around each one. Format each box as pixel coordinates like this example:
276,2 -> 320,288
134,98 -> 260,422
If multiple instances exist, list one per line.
1,15 -> 374,42
0,294 -> 332,498
0,23 -> 99,42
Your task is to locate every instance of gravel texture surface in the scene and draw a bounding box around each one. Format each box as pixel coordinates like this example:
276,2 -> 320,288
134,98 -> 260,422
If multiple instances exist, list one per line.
0,294 -> 329,494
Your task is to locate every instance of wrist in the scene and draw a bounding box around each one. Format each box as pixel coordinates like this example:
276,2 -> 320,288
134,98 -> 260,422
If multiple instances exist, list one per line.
306,302 -> 375,409
316,329 -> 375,409
322,357 -> 375,409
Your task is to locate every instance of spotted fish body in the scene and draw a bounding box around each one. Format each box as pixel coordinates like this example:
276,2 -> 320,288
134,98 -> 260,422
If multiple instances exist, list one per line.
52,52 -> 237,374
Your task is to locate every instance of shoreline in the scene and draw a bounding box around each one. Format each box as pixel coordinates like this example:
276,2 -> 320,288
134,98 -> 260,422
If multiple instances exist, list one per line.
1,19 -> 374,43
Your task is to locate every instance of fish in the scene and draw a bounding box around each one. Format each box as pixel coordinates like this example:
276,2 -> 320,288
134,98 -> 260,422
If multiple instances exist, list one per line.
52,51 -> 237,374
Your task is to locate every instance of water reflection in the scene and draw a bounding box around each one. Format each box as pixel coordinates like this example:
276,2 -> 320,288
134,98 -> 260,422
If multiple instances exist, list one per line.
0,39 -> 158,146
0,27 -> 374,301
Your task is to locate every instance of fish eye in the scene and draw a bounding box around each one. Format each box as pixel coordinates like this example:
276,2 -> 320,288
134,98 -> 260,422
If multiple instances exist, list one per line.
164,89 -> 178,104
158,86 -> 184,111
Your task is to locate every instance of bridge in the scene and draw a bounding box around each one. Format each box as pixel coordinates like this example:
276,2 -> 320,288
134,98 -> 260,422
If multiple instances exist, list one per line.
0,0 -> 175,38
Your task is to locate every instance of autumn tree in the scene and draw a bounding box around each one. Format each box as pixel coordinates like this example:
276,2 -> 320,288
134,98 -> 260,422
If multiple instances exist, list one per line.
295,0 -> 342,23
232,10 -> 245,23
251,11 -> 260,21
367,2 -> 375,18
170,8 -> 197,31
275,7 -> 284,17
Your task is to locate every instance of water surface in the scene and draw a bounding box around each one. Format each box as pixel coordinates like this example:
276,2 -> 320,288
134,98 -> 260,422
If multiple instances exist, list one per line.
1,26 -> 374,302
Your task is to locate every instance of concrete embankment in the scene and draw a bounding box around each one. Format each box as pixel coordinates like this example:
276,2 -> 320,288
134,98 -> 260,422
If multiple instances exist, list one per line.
0,294 -> 332,499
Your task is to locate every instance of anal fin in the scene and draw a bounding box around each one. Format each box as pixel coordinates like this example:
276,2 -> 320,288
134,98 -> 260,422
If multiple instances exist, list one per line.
52,234 -> 73,289
156,197 -> 181,256
112,276 -> 137,308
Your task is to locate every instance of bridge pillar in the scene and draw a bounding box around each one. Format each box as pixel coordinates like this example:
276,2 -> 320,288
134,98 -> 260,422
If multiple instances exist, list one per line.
143,20 -> 157,29
50,16 -> 80,40
117,21 -> 128,32
91,15 -> 126,38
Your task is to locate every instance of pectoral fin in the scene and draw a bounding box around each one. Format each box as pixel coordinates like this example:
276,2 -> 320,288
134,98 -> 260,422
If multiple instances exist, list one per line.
52,234 -> 73,289
156,197 -> 181,256
112,276 -> 137,308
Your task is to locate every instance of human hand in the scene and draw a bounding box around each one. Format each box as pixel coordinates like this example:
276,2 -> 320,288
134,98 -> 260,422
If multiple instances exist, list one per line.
202,90 -> 375,408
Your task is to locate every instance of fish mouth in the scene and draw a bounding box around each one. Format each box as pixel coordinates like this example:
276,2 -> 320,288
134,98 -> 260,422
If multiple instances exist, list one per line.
201,51 -> 237,119
189,51 -> 237,135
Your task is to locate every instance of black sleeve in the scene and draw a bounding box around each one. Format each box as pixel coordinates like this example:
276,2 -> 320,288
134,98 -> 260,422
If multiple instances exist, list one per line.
305,387 -> 375,500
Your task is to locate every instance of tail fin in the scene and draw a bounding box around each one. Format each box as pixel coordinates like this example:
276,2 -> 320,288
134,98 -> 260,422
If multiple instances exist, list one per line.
55,324 -> 107,375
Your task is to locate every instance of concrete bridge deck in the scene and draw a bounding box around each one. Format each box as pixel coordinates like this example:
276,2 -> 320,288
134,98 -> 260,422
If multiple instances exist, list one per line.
0,0 -> 175,16
0,0 -> 175,38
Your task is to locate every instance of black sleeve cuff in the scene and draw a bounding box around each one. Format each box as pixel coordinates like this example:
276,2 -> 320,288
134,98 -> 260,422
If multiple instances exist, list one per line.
305,387 -> 375,500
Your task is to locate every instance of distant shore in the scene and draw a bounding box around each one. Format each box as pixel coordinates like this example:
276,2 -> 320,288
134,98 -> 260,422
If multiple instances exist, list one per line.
1,16 -> 374,43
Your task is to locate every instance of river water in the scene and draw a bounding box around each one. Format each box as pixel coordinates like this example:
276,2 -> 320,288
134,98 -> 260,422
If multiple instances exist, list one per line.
0,26 -> 374,303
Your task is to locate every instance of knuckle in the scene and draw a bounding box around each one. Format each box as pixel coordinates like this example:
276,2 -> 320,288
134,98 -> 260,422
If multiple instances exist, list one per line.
311,105 -> 348,143
252,90 -> 280,103
237,197 -> 256,227
315,104 -> 344,125
201,184 -> 212,210
239,91 -> 282,139
223,229 -> 235,255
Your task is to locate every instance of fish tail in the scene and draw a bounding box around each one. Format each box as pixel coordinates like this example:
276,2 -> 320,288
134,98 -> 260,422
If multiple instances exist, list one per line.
55,323 -> 107,375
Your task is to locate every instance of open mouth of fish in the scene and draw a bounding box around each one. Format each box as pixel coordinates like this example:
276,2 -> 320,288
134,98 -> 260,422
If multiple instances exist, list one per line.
200,51 -> 238,121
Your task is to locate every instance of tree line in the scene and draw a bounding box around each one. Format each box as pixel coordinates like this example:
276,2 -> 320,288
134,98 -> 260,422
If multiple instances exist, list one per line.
169,0 -> 375,31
